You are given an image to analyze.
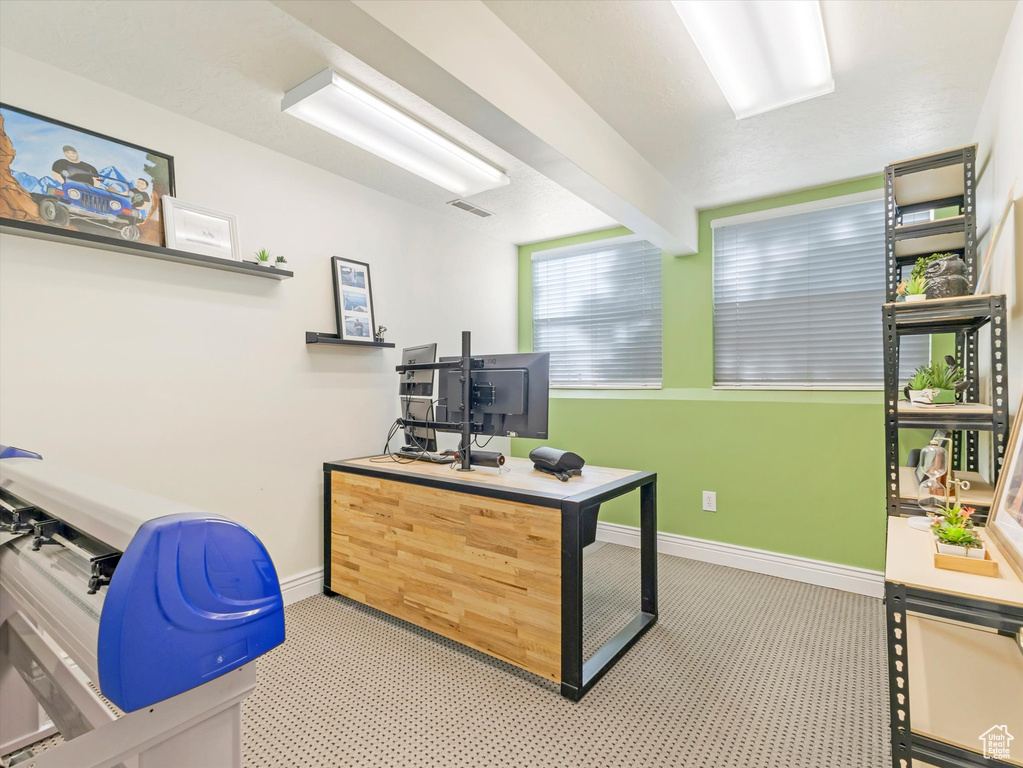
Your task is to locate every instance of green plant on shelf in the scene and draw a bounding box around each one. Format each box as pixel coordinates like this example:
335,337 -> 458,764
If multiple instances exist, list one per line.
911,252 -> 955,281
930,357 -> 966,391
903,357 -> 968,404
254,248 -> 272,264
906,367 -> 931,391
274,255 -> 288,267
932,501 -> 976,530
933,522 -> 983,550
904,275 -> 928,296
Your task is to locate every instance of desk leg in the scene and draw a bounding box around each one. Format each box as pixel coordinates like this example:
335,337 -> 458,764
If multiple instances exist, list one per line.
641,479 -> 658,617
560,478 -> 658,701
560,502 -> 585,701
323,470 -> 335,596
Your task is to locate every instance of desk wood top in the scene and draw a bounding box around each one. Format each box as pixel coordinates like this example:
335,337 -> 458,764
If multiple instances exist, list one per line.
325,456 -> 650,506
886,517 -> 1023,608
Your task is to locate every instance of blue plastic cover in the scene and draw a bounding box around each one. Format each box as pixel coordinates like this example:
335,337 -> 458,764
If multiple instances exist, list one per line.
0,445 -> 42,460
98,513 -> 285,711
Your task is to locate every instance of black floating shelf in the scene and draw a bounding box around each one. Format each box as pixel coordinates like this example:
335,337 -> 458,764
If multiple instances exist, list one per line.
0,218 -> 293,280
305,332 -> 394,348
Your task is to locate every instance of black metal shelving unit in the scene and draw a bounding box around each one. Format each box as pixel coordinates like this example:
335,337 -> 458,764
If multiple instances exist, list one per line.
882,145 -> 1010,520
884,145 -> 977,303
882,146 -> 1016,768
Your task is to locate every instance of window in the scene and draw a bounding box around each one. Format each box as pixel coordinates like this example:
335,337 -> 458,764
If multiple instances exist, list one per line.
713,196 -> 929,387
532,235 -> 662,388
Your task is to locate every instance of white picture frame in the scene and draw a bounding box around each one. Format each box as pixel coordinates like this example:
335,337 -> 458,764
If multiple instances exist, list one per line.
162,196 -> 241,262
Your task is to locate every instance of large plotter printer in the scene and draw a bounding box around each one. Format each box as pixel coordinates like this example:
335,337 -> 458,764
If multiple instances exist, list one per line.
0,448 -> 285,768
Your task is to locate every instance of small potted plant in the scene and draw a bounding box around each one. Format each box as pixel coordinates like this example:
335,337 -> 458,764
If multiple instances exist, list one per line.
253,248 -> 273,267
274,254 -> 289,269
931,503 -> 985,559
903,275 -> 928,302
903,357 -> 968,405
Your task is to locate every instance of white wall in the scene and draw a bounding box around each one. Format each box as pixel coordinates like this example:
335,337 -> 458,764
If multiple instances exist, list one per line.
0,48 -> 517,580
973,0 -> 1022,417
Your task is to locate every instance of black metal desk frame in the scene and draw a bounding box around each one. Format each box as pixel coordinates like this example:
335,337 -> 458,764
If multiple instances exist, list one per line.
323,459 -> 658,701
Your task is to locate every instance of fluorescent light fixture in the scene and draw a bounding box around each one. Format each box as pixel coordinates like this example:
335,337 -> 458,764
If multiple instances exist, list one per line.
282,69 -> 510,197
672,0 -> 834,119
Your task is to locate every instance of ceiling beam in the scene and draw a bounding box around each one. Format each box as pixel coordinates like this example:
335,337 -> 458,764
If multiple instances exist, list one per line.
273,0 -> 697,253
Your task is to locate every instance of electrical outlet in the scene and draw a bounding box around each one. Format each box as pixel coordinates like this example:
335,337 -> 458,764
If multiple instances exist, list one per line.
702,491 -> 717,512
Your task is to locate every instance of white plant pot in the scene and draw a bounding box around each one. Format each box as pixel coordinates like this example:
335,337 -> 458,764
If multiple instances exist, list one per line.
256,261 -> 272,268
274,263 -> 289,270
935,538 -> 986,559
905,293 -> 927,303
908,388 -> 937,404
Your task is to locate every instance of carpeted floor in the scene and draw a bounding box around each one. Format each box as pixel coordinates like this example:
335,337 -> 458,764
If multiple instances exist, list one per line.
242,544 -> 890,768
5,543 -> 890,767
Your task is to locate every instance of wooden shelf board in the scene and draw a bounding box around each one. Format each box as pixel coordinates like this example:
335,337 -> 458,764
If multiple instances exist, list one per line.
1,218 -> 293,280
906,613 -> 1023,765
893,231 -> 966,260
305,332 -> 395,348
885,517 -> 1023,608
898,402 -> 992,416
898,466 -> 994,509
893,164 -> 965,209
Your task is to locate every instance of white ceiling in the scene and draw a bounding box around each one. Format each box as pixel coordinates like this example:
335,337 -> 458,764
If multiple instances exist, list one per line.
0,0 -> 1014,244
0,0 -> 616,245
485,0 -> 1016,210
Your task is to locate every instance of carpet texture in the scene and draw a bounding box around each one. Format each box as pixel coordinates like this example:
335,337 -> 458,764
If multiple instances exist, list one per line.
243,544 -> 889,767
3,544 -> 889,767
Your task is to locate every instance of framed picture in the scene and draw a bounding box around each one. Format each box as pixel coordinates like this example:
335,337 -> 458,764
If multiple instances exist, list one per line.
331,257 -> 376,343
989,394 -> 1023,581
162,197 -> 241,262
0,103 -> 175,247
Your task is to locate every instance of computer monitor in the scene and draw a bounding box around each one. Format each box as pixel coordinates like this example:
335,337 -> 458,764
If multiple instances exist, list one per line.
437,353 -> 549,439
399,343 -> 438,398
401,397 -> 437,453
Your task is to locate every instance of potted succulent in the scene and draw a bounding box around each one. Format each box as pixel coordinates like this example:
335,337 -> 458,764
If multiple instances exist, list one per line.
274,254 -> 289,269
903,275 -> 928,302
903,356 -> 968,405
931,503 -> 985,559
253,248 -> 273,267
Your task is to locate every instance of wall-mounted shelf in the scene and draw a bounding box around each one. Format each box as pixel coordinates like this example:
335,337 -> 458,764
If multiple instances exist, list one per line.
305,332 -> 394,348
0,218 -> 293,280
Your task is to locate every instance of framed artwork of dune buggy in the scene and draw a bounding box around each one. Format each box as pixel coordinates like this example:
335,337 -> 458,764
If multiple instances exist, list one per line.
0,103 -> 175,248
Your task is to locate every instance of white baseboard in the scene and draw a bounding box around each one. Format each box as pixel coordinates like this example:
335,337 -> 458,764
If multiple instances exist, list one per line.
596,521 -> 883,598
280,567 -> 324,606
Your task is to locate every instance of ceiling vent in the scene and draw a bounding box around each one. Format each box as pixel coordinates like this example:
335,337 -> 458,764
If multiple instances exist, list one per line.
447,199 -> 494,218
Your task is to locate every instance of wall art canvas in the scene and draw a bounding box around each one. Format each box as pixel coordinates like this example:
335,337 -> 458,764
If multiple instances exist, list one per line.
331,257 -> 376,343
162,197 -> 240,262
989,395 -> 1023,580
0,103 -> 175,246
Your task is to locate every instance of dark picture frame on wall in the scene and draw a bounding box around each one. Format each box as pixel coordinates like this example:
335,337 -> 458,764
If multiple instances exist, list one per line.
0,103 -> 176,248
331,256 -> 377,343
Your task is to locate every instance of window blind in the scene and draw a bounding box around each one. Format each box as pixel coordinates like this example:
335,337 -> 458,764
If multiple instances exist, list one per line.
713,198 -> 929,387
532,236 -> 662,388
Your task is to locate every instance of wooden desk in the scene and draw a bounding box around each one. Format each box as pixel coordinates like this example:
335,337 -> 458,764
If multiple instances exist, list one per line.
322,456 -> 657,700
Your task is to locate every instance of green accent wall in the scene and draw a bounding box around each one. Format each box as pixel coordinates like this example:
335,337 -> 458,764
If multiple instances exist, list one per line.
514,176 -> 938,572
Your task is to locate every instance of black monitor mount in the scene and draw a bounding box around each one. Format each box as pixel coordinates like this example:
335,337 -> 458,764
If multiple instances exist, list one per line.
395,330 -> 481,471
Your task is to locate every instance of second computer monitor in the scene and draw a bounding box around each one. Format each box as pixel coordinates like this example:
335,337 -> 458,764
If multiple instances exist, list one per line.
438,352 -> 549,439
399,343 -> 438,398
401,397 -> 437,452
